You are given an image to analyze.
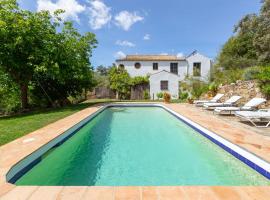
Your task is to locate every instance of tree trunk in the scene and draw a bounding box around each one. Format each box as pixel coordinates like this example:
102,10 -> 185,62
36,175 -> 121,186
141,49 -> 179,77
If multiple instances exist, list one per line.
20,83 -> 28,109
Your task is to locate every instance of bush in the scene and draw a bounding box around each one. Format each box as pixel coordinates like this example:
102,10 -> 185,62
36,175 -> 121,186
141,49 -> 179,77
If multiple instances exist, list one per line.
191,80 -> 209,99
242,66 -> 261,80
143,90 -> 150,100
255,66 -> 270,98
212,68 -> 244,85
208,82 -> 218,94
156,92 -> 163,99
0,70 -> 21,114
163,92 -> 171,103
179,91 -> 189,100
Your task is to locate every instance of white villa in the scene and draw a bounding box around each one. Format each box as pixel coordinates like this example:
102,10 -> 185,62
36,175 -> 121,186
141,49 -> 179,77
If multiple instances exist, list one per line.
115,51 -> 212,99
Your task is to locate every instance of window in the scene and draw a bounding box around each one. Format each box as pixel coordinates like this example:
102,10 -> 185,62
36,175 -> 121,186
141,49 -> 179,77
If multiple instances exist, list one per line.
119,64 -> 125,69
134,62 -> 141,69
170,63 -> 178,74
160,81 -> 168,90
193,62 -> 201,76
153,63 -> 158,70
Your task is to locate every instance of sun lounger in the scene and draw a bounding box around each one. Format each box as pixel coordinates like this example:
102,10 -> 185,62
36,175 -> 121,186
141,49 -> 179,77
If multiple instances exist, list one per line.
214,98 -> 267,115
203,96 -> 242,110
235,109 -> 270,128
194,93 -> 224,107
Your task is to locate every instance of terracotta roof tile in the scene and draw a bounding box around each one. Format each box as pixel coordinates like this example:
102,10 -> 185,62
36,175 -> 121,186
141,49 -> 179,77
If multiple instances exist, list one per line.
116,55 -> 185,61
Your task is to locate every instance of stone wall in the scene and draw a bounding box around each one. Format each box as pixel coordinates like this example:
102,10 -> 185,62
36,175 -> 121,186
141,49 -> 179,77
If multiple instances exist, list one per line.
217,80 -> 269,107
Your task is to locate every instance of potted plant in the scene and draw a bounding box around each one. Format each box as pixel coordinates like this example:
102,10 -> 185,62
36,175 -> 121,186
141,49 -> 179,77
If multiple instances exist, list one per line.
163,92 -> 171,103
187,97 -> 194,104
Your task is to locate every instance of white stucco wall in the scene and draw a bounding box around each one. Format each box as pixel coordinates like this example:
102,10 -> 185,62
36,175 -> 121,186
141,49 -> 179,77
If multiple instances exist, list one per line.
115,60 -> 187,80
149,71 -> 180,100
186,52 -> 212,81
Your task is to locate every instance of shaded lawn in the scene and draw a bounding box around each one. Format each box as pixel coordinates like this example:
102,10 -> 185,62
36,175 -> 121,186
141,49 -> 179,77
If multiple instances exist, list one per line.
0,99 -> 116,146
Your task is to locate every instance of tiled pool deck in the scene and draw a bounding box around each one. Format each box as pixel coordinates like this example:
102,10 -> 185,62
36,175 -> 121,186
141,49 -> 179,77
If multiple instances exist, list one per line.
0,103 -> 270,200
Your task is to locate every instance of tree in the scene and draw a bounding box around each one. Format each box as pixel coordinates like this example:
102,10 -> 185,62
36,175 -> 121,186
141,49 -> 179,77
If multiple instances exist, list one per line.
96,65 -> 110,76
215,0 -> 270,70
0,0 -> 97,109
31,22 -> 97,106
0,1 -> 58,109
108,66 -> 131,99
253,0 -> 270,64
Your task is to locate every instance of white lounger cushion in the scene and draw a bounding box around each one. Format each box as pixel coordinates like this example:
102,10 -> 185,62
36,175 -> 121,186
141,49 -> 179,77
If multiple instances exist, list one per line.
214,98 -> 266,113
235,110 -> 270,118
204,96 -> 242,108
243,98 -> 266,108
235,110 -> 270,127
194,93 -> 224,104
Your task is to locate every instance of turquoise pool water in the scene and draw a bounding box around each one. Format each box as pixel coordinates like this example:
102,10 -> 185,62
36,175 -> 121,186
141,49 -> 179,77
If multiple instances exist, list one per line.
15,107 -> 270,186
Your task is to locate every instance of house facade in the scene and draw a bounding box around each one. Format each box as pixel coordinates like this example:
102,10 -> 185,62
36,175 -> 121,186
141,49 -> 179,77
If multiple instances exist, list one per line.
115,51 -> 212,99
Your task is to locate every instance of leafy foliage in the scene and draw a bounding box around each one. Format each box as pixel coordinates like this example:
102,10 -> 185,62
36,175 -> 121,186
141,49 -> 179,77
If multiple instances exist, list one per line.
179,91 -> 189,100
108,66 -> 131,100
242,66 -> 261,81
214,0 -> 270,83
129,76 -> 149,86
255,66 -> 270,98
143,90 -> 150,100
0,68 -> 20,114
156,92 -> 163,99
0,0 -> 97,111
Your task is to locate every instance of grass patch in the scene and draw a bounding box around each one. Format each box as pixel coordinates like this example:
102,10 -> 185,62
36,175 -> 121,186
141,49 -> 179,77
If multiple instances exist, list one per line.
0,99 -> 115,146
0,98 -> 184,146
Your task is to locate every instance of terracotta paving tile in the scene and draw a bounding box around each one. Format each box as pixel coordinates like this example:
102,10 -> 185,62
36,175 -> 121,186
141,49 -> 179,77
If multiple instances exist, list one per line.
141,187 -> 158,200
28,186 -> 63,200
82,186 -> 114,200
157,186 -> 187,200
242,186 -> 270,199
180,186 -> 218,200
211,186 -> 251,200
58,186 -> 87,200
0,186 -> 38,200
115,186 -> 141,200
0,183 -> 15,197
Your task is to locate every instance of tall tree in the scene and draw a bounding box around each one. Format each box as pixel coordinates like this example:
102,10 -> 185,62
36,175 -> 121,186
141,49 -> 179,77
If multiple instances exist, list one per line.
0,0 -> 58,109
253,0 -> 270,64
108,66 -> 131,100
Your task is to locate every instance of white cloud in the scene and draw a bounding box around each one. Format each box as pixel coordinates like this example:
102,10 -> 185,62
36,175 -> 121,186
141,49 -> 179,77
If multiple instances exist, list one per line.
37,0 -> 85,22
177,52 -> 184,58
116,40 -> 135,47
160,53 -> 169,55
114,51 -> 126,59
143,34 -> 150,40
114,11 -> 143,31
88,0 -> 112,30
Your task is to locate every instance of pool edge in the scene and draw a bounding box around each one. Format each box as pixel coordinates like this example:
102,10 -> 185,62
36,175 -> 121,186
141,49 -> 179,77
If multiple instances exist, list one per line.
5,103 -> 270,184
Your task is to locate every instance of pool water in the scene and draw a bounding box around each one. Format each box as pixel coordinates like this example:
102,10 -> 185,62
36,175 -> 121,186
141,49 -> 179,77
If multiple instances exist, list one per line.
15,107 -> 270,186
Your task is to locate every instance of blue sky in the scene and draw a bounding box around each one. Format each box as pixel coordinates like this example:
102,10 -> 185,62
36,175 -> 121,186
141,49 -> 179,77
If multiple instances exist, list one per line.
18,0 -> 261,67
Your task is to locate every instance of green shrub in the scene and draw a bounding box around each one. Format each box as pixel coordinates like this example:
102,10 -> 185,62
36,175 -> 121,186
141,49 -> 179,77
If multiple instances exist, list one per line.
255,66 -> 270,98
143,90 -> 150,100
179,91 -> 189,100
191,80 -> 209,98
213,68 -> 244,85
242,66 -> 261,80
208,82 -> 218,94
156,92 -> 163,99
0,70 -> 21,114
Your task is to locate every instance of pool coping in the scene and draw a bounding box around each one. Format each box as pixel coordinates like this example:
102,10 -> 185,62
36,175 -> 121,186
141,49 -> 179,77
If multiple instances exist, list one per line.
1,103 -> 270,199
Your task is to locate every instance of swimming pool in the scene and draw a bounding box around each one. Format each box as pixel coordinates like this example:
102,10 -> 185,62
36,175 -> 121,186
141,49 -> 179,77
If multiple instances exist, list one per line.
8,105 -> 270,186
